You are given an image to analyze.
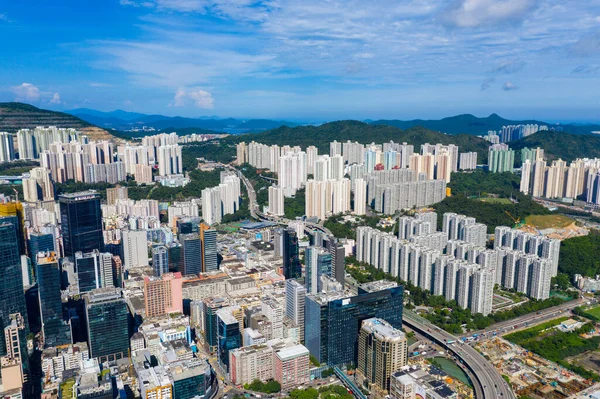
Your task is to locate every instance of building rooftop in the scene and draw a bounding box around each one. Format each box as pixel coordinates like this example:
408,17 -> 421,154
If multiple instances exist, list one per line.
361,318 -> 406,342
58,191 -> 99,200
276,344 -> 309,360
359,280 -> 398,293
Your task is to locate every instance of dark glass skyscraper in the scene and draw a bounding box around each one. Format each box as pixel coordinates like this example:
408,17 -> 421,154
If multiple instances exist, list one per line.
200,224 -> 218,272
152,245 -> 169,276
283,228 -> 301,279
85,288 -> 129,362
181,234 -> 202,275
304,284 -> 403,366
59,191 -> 103,257
0,221 -> 29,358
216,308 -> 241,372
36,253 -> 72,347
28,232 -> 55,264
305,246 -> 332,294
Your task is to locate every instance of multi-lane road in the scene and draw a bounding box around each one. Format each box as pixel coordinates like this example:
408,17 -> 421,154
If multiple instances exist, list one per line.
404,310 -> 515,399
231,163 -> 517,398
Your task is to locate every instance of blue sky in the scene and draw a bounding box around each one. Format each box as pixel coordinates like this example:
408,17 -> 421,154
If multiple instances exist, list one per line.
1,0 -> 600,122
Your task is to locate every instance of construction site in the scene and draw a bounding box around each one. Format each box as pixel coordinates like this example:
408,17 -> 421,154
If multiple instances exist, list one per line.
504,211 -> 588,240
475,337 -> 593,399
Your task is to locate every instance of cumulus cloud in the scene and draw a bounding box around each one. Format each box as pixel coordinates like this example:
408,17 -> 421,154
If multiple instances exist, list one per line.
502,81 -> 520,91
172,88 -> 214,108
49,93 -> 62,104
11,83 -> 42,102
480,77 -> 495,91
442,0 -> 539,28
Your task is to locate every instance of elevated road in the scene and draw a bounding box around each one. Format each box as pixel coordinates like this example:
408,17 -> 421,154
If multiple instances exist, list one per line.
403,310 -> 515,399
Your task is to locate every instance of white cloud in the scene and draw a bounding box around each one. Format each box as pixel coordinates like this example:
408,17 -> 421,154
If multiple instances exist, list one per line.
502,81 -> 520,91
89,82 -> 113,87
171,88 -> 214,108
0,13 -> 7,21
442,0 -> 539,29
11,83 -> 42,102
49,93 -> 62,104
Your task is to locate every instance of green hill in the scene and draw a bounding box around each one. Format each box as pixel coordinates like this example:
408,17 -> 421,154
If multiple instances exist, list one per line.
372,113 -> 600,136
234,120 -> 490,162
0,102 -> 93,133
510,130 -> 600,162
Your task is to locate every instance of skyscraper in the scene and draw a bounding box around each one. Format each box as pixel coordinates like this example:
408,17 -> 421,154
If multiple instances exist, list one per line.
285,280 -> 306,343
59,191 -> 103,257
122,229 -> 149,269
305,246 -> 332,294
216,307 -> 242,372
36,252 -> 72,347
28,232 -> 55,263
282,228 -> 301,280
152,245 -> 169,276
304,284 -> 403,366
181,233 -> 202,275
75,250 -> 114,294
0,222 -> 29,359
0,203 -> 27,256
85,288 -> 129,362
200,224 -> 218,272
357,318 -> 407,393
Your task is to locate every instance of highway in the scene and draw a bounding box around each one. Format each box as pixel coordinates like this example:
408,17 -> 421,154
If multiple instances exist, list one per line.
459,297 -> 585,339
403,310 -> 515,399
230,162 -> 515,398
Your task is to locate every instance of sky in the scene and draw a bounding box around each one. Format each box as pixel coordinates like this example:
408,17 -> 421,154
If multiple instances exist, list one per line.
1,0 -> 600,122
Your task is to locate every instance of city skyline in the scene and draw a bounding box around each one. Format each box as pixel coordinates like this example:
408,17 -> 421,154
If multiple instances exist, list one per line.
1,1 -> 600,121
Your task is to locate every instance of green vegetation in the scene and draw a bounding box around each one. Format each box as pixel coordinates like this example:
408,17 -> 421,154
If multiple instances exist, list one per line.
511,130 -> 600,162
244,379 -> 281,393
237,163 -> 274,207
0,160 -> 40,175
448,170 -> 520,197
506,321 -> 600,380
310,354 -> 320,367
433,194 -> 550,233
346,258 -> 574,333
60,378 -> 76,399
324,215 -> 356,240
574,305 -> 600,322
559,230 -> 600,279
321,367 -> 334,378
181,141 -> 236,169
284,189 -> 306,219
289,385 -> 353,399
0,102 -> 92,132
502,375 -> 511,384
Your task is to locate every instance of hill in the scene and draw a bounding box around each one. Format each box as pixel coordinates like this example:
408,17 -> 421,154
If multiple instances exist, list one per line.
234,120 -> 490,159
371,113 -> 600,136
67,108 -> 298,133
0,102 -> 115,141
510,130 -> 600,162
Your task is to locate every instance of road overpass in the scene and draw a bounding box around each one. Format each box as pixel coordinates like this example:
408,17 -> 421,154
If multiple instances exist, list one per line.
403,310 -> 515,399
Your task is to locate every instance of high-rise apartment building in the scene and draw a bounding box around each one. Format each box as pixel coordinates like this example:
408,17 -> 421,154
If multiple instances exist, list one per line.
22,167 -> 54,202
36,252 -> 72,348
157,144 -> 183,176
59,191 -> 104,258
488,144 -> 514,173
106,185 -> 129,205
0,132 -> 15,162
122,230 -> 149,269
268,186 -> 285,216
84,288 -> 129,362
357,318 -> 407,393
353,178 -> 367,215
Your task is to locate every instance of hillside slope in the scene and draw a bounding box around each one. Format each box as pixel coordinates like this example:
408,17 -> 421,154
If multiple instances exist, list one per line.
0,102 -> 115,140
229,120 -> 491,162
371,113 -> 600,136
511,130 -> 600,162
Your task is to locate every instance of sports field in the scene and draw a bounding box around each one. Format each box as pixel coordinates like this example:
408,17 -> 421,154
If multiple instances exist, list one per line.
525,214 -> 574,229
478,197 -> 512,204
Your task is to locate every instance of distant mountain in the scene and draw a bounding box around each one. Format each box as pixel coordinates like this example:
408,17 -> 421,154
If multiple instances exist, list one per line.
511,130 -> 600,162
67,108 -> 298,134
371,114 -> 600,136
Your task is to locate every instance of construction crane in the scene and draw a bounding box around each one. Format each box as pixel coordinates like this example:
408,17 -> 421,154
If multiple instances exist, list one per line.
505,211 -> 524,228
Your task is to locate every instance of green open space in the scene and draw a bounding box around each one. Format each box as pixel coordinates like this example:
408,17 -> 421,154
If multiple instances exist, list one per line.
478,197 -> 513,204
525,214 -> 574,229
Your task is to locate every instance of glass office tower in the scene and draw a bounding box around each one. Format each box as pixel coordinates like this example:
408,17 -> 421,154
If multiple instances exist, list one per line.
152,245 -> 169,276
28,232 -> 55,261
181,234 -> 202,275
305,246 -> 332,294
304,284 -> 403,366
85,288 -> 129,362
216,308 -> 241,372
59,191 -> 103,257
283,228 -> 301,279
200,224 -> 218,272
37,253 -> 72,347
0,221 -> 29,359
